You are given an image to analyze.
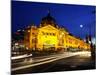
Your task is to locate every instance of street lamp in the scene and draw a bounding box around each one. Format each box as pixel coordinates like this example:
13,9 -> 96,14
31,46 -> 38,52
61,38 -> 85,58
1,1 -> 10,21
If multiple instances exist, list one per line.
79,24 -> 84,39
80,25 -> 83,28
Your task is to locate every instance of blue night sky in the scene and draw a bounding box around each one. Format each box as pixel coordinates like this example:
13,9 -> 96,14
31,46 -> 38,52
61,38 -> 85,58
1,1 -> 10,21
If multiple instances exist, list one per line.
12,1 -> 96,39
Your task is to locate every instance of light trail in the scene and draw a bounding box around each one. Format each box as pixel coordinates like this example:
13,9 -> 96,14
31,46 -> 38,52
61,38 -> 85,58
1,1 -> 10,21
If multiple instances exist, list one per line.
11,54 -> 32,60
12,51 -> 91,71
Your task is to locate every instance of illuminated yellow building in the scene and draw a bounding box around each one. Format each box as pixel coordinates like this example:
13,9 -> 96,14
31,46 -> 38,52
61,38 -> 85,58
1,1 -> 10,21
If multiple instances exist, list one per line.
24,12 -> 90,51
24,25 -> 37,50
37,25 -> 59,51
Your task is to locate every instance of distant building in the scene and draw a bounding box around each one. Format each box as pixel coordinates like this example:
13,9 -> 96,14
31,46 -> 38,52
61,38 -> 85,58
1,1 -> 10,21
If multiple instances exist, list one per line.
11,29 -> 25,56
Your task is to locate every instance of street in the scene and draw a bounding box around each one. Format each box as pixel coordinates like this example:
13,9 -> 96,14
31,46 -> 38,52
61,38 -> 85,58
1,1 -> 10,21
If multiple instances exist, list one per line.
11,51 -> 95,74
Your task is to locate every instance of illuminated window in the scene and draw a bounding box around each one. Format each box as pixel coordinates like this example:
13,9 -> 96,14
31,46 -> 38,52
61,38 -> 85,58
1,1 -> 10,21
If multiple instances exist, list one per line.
28,30 -> 30,32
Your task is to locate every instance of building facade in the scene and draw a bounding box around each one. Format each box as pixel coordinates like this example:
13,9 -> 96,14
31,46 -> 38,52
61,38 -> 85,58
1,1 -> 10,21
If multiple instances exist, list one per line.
24,12 -> 90,51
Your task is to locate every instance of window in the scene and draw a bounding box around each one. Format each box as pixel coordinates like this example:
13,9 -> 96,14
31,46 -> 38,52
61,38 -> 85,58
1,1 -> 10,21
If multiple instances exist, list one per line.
32,33 -> 34,35
42,32 -> 45,35
32,39 -> 36,43
32,39 -> 34,43
53,33 -> 55,36
47,33 -> 49,35
50,33 -> 52,35
28,30 -> 30,32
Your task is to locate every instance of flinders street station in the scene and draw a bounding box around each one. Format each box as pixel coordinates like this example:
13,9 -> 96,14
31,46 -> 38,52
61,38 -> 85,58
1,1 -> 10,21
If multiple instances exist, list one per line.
23,11 -> 91,52
11,1 -> 96,74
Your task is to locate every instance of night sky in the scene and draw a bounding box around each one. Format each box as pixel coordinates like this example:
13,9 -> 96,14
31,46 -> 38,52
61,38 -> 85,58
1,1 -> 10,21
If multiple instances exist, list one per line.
12,1 -> 96,39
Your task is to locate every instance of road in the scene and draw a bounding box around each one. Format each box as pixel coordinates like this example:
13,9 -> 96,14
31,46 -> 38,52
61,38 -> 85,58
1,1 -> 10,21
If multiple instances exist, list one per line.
11,51 -> 95,74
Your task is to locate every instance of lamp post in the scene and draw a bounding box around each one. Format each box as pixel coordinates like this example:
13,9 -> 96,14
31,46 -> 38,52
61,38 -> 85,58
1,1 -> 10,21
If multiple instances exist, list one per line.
80,24 -> 83,39
80,25 -> 83,28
